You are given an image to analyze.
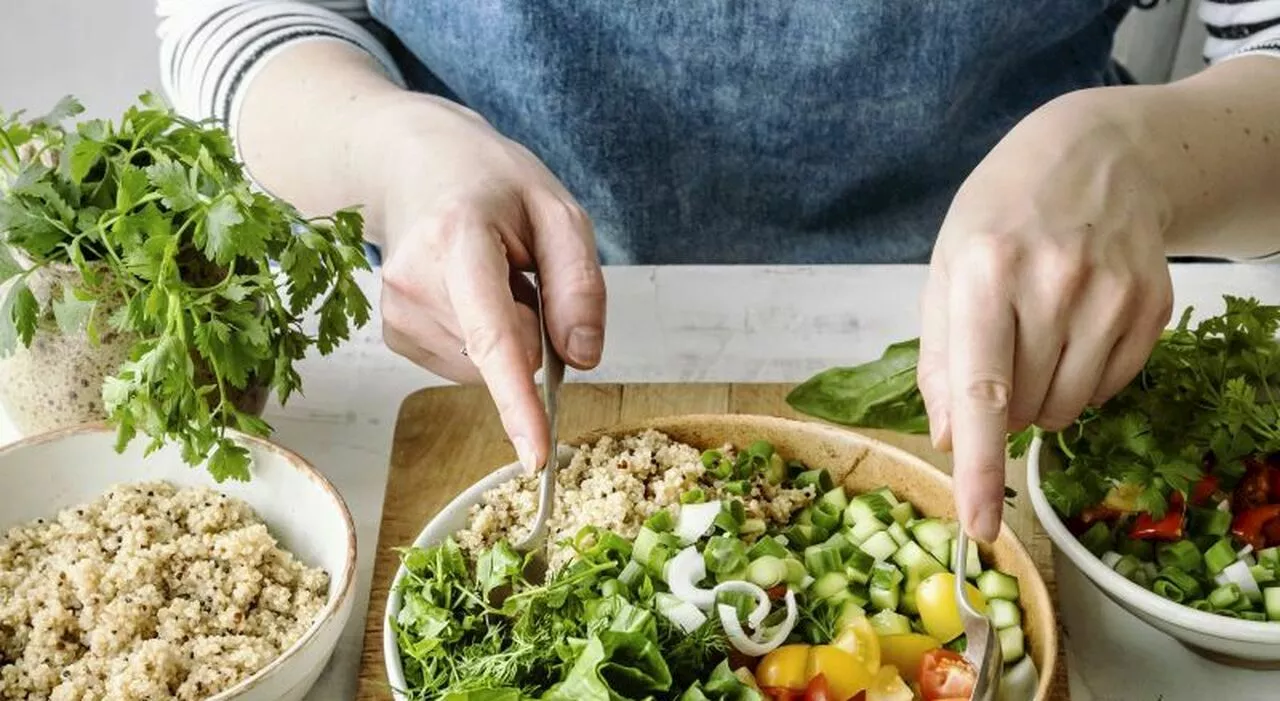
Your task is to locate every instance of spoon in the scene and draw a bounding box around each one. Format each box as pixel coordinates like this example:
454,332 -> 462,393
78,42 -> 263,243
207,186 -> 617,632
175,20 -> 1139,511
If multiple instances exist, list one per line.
508,271 -> 565,583
955,528 -> 1003,701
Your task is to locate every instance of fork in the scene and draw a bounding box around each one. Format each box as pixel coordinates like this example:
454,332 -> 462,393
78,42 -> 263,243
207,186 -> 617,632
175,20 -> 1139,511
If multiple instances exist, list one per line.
508,271 -> 565,583
955,528 -> 1003,701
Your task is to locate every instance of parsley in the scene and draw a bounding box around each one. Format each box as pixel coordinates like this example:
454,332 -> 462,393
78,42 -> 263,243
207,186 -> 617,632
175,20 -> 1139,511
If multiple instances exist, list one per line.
0,95 -> 370,481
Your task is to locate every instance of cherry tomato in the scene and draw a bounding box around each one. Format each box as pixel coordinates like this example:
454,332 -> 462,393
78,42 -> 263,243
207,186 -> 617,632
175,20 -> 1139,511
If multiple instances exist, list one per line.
1234,460 -> 1272,513
761,688 -> 802,701
1191,474 -> 1221,507
918,648 -> 977,701
915,573 -> 988,642
803,674 -> 833,701
756,645 -> 809,691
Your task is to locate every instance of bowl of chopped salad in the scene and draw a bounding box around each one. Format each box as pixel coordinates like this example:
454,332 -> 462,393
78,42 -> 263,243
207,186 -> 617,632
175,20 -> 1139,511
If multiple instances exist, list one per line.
382,414 -> 1057,700
1028,296 -> 1280,666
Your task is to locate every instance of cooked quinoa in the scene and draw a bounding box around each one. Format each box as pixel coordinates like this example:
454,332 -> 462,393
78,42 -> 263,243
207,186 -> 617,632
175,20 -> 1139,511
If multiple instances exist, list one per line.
457,429 -> 816,571
0,481 -> 329,701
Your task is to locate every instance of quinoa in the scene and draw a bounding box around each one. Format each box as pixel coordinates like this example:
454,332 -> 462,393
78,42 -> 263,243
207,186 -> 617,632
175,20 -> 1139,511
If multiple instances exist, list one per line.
0,481 -> 329,701
456,430 -> 816,571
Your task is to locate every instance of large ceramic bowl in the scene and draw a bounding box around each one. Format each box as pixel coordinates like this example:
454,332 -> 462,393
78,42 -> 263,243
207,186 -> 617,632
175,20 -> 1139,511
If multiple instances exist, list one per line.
0,425 -> 357,701
383,414 -> 1059,699
1028,434 -> 1280,666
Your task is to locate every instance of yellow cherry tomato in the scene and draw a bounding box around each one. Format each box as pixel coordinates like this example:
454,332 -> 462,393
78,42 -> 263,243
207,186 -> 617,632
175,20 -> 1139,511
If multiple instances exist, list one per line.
756,644 -> 810,690
831,616 -> 881,673
877,633 -> 942,681
866,665 -> 914,701
915,572 -> 988,642
806,645 -> 876,700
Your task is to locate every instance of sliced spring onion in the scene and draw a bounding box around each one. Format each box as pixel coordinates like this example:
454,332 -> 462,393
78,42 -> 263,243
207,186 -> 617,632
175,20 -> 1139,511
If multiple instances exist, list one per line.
1204,538 -> 1237,576
1099,551 -> 1123,569
645,508 -> 676,533
794,469 -> 835,493
1216,560 -> 1263,602
811,501 -> 843,531
1113,554 -> 1141,581
783,558 -> 808,586
717,588 -> 798,656
1153,579 -> 1186,603
680,487 -> 706,504
675,500 -> 722,544
704,535 -> 749,575
1207,582 -> 1243,610
714,579 -> 773,629
722,480 -> 750,496
665,546 -> 715,609
655,593 -> 708,633
1078,522 -> 1114,557
747,555 -> 787,589
1156,540 -> 1202,573
1265,587 -> 1280,621
1258,546 -> 1280,570
747,535 -> 789,560
619,560 -> 645,588
1189,507 -> 1231,537
1156,567 -> 1202,600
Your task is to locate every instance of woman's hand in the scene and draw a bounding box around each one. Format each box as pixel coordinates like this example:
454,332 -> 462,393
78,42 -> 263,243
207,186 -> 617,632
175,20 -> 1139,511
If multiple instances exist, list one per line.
362,95 -> 606,471
918,93 -> 1176,541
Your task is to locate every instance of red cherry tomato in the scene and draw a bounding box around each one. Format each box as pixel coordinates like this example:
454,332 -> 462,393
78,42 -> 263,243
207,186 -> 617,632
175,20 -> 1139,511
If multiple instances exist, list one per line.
919,649 -> 977,701
803,673 -> 832,701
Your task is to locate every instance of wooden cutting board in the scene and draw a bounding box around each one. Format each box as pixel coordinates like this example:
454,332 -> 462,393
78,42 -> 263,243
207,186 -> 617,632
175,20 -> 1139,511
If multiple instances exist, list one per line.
356,383 -> 1070,700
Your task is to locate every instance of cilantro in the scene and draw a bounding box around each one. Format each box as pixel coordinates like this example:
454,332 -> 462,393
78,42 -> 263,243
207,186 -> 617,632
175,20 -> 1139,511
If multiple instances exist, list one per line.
0,94 -> 370,481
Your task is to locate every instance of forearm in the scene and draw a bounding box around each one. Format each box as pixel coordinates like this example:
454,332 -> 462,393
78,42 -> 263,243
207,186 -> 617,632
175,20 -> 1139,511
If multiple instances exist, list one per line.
1089,57 -> 1280,259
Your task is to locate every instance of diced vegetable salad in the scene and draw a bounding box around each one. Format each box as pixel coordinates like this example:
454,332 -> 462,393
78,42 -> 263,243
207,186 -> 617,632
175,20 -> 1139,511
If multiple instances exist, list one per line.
1033,298 -> 1280,622
393,440 -> 1039,701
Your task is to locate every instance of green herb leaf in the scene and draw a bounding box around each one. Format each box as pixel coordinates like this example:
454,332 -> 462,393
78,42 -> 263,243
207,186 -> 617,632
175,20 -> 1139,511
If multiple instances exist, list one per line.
785,339 -> 928,433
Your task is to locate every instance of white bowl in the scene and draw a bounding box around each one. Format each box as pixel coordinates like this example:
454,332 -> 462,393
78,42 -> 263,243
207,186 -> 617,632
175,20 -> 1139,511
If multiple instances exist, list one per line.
0,424 -> 357,700
1028,434 -> 1280,666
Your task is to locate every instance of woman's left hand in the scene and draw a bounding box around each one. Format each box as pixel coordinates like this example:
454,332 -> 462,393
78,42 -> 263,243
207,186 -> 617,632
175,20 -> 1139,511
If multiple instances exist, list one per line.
918,93 -> 1176,542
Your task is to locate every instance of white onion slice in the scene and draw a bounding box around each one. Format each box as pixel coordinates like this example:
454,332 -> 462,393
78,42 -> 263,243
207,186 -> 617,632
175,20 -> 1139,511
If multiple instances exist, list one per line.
712,580 -> 773,629
1216,560 -> 1263,602
661,600 -> 708,634
999,657 -> 1040,701
1238,544 -> 1255,559
665,547 -> 715,609
676,501 -> 722,544
717,589 -> 798,656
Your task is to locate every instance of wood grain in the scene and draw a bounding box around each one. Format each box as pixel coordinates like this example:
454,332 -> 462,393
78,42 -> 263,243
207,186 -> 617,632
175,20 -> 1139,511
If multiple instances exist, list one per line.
356,383 -> 1069,700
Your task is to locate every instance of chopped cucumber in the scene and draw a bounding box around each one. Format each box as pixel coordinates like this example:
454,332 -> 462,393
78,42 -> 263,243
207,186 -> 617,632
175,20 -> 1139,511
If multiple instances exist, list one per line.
911,519 -> 953,567
889,501 -> 916,526
868,609 -> 913,636
961,538 -> 982,579
869,561 -> 903,612
811,571 -> 850,600
805,542 -> 846,577
869,582 -> 900,612
748,535 -> 790,560
998,626 -> 1025,663
847,516 -> 888,544
988,598 -> 1022,630
893,541 -> 947,595
820,486 -> 849,512
868,486 -> 901,507
845,492 -> 895,526
976,570 -> 1020,601
836,599 -> 866,629
860,531 -> 899,562
1266,587 -> 1280,621
887,521 -> 911,547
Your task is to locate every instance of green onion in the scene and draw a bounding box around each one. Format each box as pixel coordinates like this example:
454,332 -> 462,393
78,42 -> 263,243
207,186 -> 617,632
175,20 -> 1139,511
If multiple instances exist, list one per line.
740,518 -> 766,536
1258,547 -> 1280,570
1204,537 -> 1237,576
713,500 -> 746,534
1252,564 -> 1277,586
1153,579 -> 1186,603
794,469 -> 835,493
821,532 -> 856,560
645,509 -> 676,533
600,578 -> 622,598
784,558 -> 808,586
1116,536 -> 1155,561
1113,554 -> 1141,581
680,488 -> 707,504
704,535 -> 749,575
1188,599 -> 1213,612
722,480 -> 750,496
1208,583 -> 1243,610
1156,540 -> 1202,574
619,561 -> 645,588
748,536 -> 790,560
1216,608 -> 1241,619
718,590 -> 756,620
1156,567 -> 1203,600
804,542 -> 846,577
747,555 -> 787,589
1078,522 -> 1113,557
1240,611 -> 1268,622
702,450 -> 734,479
811,501 -> 843,531
1189,507 -> 1231,537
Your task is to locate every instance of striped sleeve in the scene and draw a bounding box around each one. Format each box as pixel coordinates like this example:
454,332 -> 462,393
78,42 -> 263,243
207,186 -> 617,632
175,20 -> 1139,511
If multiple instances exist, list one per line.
1199,0 -> 1280,63
155,0 -> 405,137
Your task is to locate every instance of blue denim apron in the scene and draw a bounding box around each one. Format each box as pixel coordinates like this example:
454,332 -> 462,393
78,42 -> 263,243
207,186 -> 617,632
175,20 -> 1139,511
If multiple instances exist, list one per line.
363,1 -> 1132,265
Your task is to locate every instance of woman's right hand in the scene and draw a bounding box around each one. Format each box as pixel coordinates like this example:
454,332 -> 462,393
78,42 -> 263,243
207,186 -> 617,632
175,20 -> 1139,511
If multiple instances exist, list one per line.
359,94 -> 606,472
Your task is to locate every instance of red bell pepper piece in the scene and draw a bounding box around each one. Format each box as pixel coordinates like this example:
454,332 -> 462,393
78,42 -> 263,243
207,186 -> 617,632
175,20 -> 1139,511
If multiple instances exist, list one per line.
1190,474 -> 1220,507
1232,504 -> 1280,552
1129,493 -> 1186,541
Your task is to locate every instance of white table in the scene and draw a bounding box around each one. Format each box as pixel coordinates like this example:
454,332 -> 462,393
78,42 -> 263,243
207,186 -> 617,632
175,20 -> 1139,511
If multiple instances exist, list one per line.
6,264 -> 1277,699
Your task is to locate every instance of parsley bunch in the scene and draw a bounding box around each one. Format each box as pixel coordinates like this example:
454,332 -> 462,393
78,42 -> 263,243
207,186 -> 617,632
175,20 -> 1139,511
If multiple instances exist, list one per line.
0,94 -> 371,481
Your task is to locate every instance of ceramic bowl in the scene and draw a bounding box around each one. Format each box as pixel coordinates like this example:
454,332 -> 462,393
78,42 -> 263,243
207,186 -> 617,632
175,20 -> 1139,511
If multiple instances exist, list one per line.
0,424 -> 357,701
384,414 -> 1059,699
1028,434 -> 1280,667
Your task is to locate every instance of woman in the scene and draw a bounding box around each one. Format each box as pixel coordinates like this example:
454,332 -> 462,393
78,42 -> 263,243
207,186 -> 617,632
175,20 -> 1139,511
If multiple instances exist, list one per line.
157,1 -> 1280,540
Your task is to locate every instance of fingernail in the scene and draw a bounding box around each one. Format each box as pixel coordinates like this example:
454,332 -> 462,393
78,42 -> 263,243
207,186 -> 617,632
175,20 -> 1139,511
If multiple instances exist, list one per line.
930,411 -> 948,450
513,436 -> 537,473
567,327 -> 602,365
973,507 -> 1001,543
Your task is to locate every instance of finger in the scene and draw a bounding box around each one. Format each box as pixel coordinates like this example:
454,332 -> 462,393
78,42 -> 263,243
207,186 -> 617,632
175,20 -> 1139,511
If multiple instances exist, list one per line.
446,223 -> 547,473
917,265 -> 952,450
949,264 -> 1016,542
383,324 -> 480,382
379,283 -> 479,381
1092,273 -> 1172,404
523,190 -> 607,369
1036,282 -> 1137,429
1006,301 -> 1064,433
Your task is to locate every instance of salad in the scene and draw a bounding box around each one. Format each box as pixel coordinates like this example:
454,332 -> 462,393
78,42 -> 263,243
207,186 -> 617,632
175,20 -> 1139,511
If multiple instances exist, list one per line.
392,439 -> 1039,701
787,295 -> 1280,622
